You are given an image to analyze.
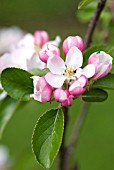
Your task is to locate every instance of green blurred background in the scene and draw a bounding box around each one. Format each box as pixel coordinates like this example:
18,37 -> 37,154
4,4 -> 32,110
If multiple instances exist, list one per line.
0,0 -> 114,170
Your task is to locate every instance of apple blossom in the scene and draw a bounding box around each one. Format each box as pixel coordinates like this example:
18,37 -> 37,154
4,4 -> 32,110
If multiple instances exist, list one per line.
30,76 -> 53,102
45,46 -> 95,88
69,76 -> 88,97
39,44 -> 60,63
0,32 -> 61,73
63,36 -> 84,55
34,30 -> 49,47
0,27 -> 25,54
54,88 -> 73,106
88,51 -> 113,79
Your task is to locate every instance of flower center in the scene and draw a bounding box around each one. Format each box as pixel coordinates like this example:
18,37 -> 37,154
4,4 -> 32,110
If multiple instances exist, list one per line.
65,65 -> 74,81
34,45 -> 40,53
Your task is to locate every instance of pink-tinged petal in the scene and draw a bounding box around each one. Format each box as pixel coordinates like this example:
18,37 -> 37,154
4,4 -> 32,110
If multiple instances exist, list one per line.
69,77 -> 87,97
54,88 -> 73,106
69,80 -> 80,91
61,95 -> 73,107
47,56 -> 65,74
45,72 -> 66,88
82,64 -> 95,78
31,76 -> 52,102
78,76 -> 88,87
54,88 -> 67,102
62,36 -> 84,55
41,85 -> 53,102
34,30 -> 49,47
69,86 -> 85,97
46,44 -> 60,57
98,51 -> 113,64
39,44 -> 60,63
88,53 -> 99,66
88,51 -> 113,79
93,64 -> 112,79
65,46 -> 83,70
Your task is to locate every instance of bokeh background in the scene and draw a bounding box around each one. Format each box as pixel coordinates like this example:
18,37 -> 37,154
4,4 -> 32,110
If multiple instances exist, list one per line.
0,0 -> 114,170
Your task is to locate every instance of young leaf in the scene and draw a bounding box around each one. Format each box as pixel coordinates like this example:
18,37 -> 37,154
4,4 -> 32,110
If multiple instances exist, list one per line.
1,68 -> 33,101
82,88 -> 108,102
92,74 -> 114,90
32,109 -> 64,169
0,96 -> 19,138
78,0 -> 96,9
29,68 -> 49,76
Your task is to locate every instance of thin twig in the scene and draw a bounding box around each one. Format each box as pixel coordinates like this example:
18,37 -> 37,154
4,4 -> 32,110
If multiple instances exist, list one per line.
58,1 -> 107,169
67,0 -> 107,169
85,0 -> 107,49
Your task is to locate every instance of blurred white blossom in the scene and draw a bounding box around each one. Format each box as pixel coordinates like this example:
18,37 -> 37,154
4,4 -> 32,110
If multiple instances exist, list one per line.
0,27 -> 25,55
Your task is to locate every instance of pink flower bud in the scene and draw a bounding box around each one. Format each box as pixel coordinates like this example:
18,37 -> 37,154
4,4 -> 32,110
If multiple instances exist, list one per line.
39,44 -> 60,63
54,88 -> 73,106
69,76 -> 88,97
62,36 -> 84,55
30,76 -> 53,102
88,51 -> 113,79
34,30 -> 49,47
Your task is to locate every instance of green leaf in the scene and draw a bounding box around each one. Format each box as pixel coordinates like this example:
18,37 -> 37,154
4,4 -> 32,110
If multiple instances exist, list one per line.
1,68 -> 33,101
0,96 -> 19,138
32,109 -> 64,169
82,88 -> 108,102
92,74 -> 114,90
83,45 -> 114,67
29,68 -> 49,76
78,0 -> 96,9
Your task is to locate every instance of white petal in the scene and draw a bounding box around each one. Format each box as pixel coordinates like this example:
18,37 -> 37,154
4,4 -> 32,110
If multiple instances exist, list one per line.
47,56 -> 65,74
45,72 -> 66,88
78,76 -> 87,87
27,54 -> 46,71
82,64 -> 95,78
99,51 -> 113,64
18,33 -> 34,49
75,68 -> 83,78
65,46 -> 83,70
69,81 -> 80,91
42,35 -> 61,47
93,64 -> 109,79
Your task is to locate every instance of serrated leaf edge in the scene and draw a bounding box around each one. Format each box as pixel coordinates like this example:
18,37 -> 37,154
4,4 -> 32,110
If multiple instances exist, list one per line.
31,108 -> 64,169
1,68 -> 33,101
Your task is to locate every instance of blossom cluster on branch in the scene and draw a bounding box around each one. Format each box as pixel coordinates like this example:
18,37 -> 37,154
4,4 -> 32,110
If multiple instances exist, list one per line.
0,29 -> 113,106
30,32 -> 113,106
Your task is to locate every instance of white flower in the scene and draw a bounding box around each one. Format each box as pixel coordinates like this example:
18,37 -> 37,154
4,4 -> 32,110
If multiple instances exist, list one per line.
45,47 -> 95,88
0,26 -> 24,54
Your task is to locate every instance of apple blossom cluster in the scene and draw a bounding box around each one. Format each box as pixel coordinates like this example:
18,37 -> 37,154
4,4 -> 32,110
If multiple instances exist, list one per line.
0,28 -> 61,100
0,28 -> 113,105
30,35 -> 113,106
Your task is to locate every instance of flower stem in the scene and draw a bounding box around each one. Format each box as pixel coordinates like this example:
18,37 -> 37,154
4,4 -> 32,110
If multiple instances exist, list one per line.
68,102 -> 91,154
59,106 -> 69,170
